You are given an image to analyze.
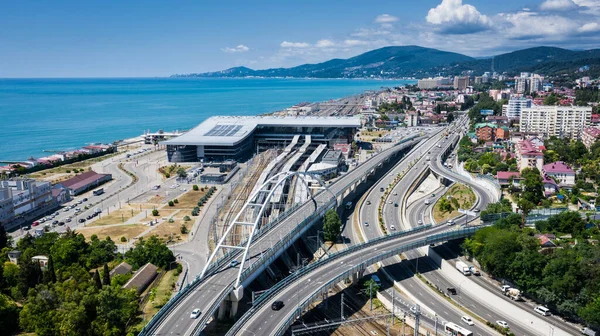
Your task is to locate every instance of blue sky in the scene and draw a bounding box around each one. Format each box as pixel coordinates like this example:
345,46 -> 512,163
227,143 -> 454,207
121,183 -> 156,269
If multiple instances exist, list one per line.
1,0 -> 599,77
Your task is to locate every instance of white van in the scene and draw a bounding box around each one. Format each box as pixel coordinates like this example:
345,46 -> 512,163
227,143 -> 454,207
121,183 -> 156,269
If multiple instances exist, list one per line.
534,306 -> 551,316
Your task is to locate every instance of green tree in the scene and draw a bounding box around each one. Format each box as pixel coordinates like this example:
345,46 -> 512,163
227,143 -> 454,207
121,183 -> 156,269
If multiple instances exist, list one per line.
125,235 -> 175,269
152,209 -> 159,216
93,269 -> 103,289
363,278 -> 380,298
44,254 -> 56,284
93,286 -> 139,336
520,168 -> 544,205
323,209 -> 342,242
0,226 -> 9,250
176,167 -> 187,179
544,93 -> 560,105
103,263 -> 110,286
0,293 -> 19,334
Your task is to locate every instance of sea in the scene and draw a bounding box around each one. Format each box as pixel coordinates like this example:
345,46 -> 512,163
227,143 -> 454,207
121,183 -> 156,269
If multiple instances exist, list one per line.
0,77 -> 416,161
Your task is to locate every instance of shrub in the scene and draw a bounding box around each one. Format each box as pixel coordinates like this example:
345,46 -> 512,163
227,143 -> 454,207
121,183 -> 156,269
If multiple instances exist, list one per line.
183,215 -> 191,222
174,199 -> 179,204
152,209 -> 159,216
168,201 -> 174,207
200,187 -> 205,192
191,210 -> 198,216
66,170 -> 71,173
165,173 -> 170,178
168,218 -> 174,223
193,185 -> 199,191
175,263 -> 183,275
121,236 -> 127,242
180,225 -> 188,234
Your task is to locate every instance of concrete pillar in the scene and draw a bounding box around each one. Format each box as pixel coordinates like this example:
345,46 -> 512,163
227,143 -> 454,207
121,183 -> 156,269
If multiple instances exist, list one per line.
229,286 -> 244,318
230,300 -> 239,318
217,300 -> 228,320
352,272 -> 359,284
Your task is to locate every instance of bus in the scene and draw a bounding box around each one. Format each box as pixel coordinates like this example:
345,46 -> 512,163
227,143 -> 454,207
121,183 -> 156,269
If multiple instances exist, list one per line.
93,188 -> 104,196
444,322 -> 473,336
345,202 -> 353,209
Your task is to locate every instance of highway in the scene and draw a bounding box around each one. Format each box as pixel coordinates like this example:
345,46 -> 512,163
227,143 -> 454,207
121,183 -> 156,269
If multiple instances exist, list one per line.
230,222 -> 477,335
147,135 -> 423,335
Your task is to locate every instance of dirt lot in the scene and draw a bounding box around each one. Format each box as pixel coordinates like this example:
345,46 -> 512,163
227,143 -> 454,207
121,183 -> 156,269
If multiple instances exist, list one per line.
78,224 -> 147,241
88,206 -> 141,226
166,188 -> 210,209
27,151 -> 124,183
149,217 -> 191,245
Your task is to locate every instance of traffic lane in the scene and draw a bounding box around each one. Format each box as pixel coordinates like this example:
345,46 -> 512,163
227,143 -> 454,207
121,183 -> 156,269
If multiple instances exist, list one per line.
240,227 -> 453,335
435,243 -> 584,336
381,257 -> 494,336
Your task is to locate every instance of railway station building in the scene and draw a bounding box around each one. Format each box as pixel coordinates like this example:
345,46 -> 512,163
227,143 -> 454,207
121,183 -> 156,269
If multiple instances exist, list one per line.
163,116 -> 361,162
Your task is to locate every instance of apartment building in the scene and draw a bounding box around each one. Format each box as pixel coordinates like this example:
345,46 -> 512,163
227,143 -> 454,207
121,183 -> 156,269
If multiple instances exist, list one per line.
515,139 -> 544,172
519,105 -> 592,140
504,98 -> 531,120
0,179 -> 55,230
582,127 -> 600,149
542,161 -> 575,186
453,76 -> 470,91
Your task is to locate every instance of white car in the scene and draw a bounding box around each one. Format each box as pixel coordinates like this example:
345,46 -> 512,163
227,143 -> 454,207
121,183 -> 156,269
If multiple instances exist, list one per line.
364,222 -> 369,227
496,320 -> 509,329
417,219 -> 423,225
447,219 -> 455,226
461,316 -> 474,326
230,260 -> 240,267
389,200 -> 392,204
390,225 -> 396,231
190,308 -> 201,319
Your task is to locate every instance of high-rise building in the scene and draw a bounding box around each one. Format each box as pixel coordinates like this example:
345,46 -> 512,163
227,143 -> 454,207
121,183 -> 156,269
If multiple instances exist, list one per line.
504,98 -> 531,120
516,77 -> 528,93
519,105 -> 592,140
515,73 -> 544,94
529,74 -> 544,94
453,76 -> 470,91
417,77 -> 451,89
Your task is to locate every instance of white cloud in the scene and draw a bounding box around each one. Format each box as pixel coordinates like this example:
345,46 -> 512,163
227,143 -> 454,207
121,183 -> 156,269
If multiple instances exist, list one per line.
578,22 -> 600,33
540,0 -> 576,11
280,41 -> 310,48
500,11 -> 579,39
344,39 -> 369,47
573,0 -> 600,15
221,45 -> 250,53
374,14 -> 399,23
426,0 -> 492,34
352,28 -> 392,37
315,39 -> 335,48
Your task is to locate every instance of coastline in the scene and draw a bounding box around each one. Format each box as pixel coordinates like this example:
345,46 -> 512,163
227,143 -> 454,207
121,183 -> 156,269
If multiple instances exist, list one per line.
1,77 -> 416,162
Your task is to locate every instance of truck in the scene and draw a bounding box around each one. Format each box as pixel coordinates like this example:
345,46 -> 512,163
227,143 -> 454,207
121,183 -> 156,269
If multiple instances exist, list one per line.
456,261 -> 471,275
426,156 -> 431,161
93,188 -> 104,196
501,285 -> 522,301
469,266 -> 480,276
33,228 -> 45,238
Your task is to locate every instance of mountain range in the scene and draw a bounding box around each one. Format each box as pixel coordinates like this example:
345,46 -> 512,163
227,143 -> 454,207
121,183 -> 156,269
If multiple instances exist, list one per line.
173,45 -> 600,79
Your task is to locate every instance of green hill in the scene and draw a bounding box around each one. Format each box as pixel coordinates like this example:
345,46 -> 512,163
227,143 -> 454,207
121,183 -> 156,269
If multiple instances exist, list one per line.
175,45 -> 600,79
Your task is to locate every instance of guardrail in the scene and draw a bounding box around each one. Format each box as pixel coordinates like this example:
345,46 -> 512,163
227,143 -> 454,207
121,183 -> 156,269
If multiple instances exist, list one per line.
227,227 -> 479,336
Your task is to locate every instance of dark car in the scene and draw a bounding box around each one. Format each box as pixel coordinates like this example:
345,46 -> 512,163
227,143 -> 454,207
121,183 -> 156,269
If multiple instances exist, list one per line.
78,218 -> 86,223
447,287 -> 457,295
271,300 -> 284,311
52,220 -> 59,225
82,198 -> 88,202
87,215 -> 94,220
58,221 -> 65,226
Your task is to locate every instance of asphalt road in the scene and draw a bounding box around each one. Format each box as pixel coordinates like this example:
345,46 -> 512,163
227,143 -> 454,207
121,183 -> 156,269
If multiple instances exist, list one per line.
151,135 -> 423,335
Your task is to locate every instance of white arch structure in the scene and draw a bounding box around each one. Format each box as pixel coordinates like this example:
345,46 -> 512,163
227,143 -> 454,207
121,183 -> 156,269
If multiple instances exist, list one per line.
200,171 -> 333,288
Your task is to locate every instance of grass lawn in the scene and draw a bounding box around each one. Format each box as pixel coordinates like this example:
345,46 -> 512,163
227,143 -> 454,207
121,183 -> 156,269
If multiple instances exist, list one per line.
89,207 -> 142,226
78,224 -> 147,241
131,269 -> 179,332
166,188 -> 209,209
433,183 -> 476,223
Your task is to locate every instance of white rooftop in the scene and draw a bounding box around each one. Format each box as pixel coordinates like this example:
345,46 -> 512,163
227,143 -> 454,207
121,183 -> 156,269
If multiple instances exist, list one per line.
163,115 -> 361,146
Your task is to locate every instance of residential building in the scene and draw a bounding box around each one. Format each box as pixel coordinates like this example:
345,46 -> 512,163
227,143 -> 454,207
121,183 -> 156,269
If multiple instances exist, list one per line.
496,126 -> 510,140
582,127 -> 600,149
542,161 -> 575,186
474,123 -> 498,141
486,116 -> 509,126
515,139 -> 544,172
453,76 -> 470,91
496,171 -> 522,187
0,179 -> 55,231
519,105 -> 592,140
504,98 -> 531,120
406,112 -> 419,127
123,263 -> 158,294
